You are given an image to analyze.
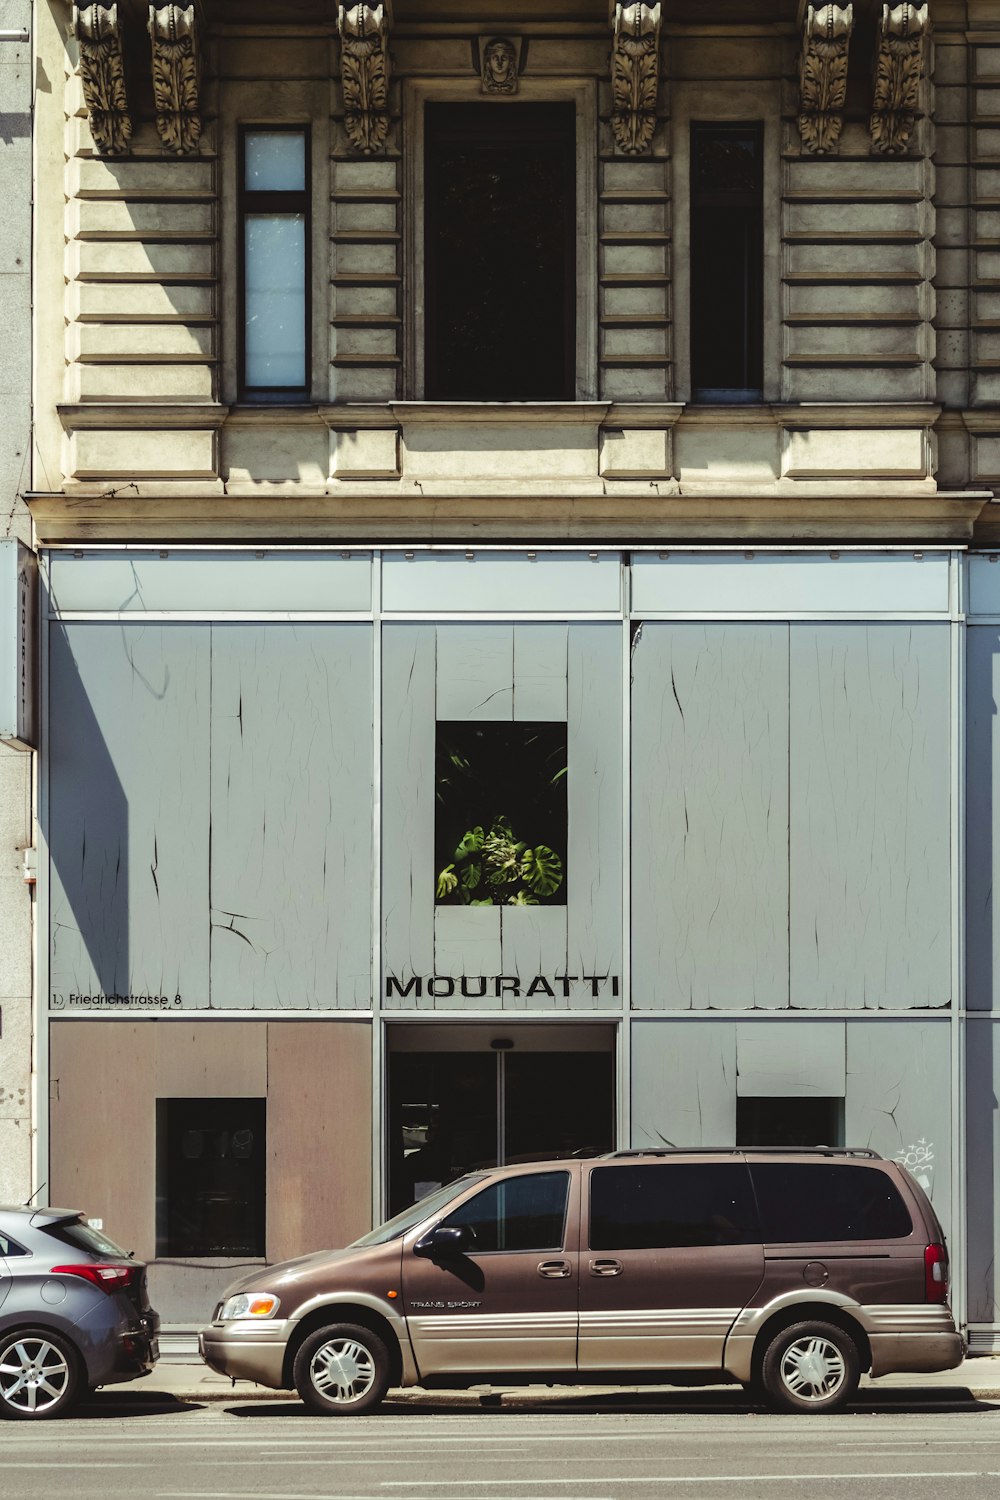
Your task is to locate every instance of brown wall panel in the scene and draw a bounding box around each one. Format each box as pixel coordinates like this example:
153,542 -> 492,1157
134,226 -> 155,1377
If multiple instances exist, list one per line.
266,1020 -> 373,1263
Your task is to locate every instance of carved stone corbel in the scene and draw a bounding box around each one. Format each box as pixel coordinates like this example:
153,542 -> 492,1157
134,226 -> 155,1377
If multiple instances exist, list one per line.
870,2 -> 929,155
337,4 -> 391,156
609,3 -> 662,157
797,4 -> 854,155
149,4 -> 202,156
72,4 -> 131,157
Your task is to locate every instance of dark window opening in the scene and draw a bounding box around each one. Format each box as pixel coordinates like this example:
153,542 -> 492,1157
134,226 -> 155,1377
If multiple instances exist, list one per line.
239,127 -> 310,399
690,123 -> 763,401
750,1163 -> 914,1243
440,1171 -> 570,1253
424,102 -> 576,400
589,1163 -> 758,1251
435,721 -> 567,907
736,1096 -> 844,1150
156,1098 -> 266,1257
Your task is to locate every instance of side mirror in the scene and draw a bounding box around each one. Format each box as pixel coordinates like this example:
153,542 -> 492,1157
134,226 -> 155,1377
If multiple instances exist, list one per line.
414,1224 -> 476,1258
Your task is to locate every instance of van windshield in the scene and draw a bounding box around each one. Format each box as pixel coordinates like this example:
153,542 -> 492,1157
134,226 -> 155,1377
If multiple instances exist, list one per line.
349,1175 -> 488,1247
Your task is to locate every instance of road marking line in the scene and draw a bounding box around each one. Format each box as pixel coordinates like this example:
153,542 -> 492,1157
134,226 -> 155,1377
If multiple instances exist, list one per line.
380,1473 -> 1000,1487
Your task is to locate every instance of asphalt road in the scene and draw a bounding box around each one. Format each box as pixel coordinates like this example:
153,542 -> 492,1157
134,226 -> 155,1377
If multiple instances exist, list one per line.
6,1390 -> 1000,1500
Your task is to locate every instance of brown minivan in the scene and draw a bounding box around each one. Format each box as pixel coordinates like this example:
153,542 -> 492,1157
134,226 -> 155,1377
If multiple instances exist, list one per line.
198,1147 -> 963,1415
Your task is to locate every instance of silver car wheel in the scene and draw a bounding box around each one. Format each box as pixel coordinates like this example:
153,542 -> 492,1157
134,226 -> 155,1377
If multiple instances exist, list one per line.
779,1335 -> 847,1402
309,1337 -> 377,1405
0,1337 -> 72,1415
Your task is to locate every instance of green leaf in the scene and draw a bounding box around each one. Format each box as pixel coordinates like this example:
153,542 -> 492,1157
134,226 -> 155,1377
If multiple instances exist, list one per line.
549,766 -> 568,785
468,897 -> 496,907
436,864 -> 458,900
507,889 -> 539,906
520,845 -> 563,897
453,826 -> 484,860
460,860 -> 482,890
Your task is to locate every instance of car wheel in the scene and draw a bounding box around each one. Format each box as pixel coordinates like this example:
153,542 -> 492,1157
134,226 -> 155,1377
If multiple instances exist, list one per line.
293,1323 -> 391,1416
760,1320 -> 860,1414
0,1328 -> 81,1421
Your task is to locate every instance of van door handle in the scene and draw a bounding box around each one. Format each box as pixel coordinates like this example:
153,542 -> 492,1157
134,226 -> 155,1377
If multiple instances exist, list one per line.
589,1259 -> 623,1277
537,1260 -> 571,1278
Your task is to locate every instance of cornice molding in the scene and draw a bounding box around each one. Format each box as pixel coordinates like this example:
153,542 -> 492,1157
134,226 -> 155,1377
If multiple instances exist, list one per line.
609,3 -> 662,157
72,3 -> 132,157
798,3 -> 854,156
337,3 -> 392,156
870,2 -> 930,156
149,3 -> 202,156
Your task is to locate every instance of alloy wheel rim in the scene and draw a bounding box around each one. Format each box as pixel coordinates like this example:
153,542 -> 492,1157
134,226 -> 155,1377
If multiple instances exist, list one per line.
779,1335 -> 847,1402
0,1337 -> 71,1414
310,1338 -> 376,1404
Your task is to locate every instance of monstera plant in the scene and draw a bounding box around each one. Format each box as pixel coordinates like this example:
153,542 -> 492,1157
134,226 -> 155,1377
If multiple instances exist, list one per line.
436,815 -> 564,907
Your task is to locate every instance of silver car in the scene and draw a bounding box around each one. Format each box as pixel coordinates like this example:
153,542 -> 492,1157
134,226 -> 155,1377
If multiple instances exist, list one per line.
0,1205 -> 158,1420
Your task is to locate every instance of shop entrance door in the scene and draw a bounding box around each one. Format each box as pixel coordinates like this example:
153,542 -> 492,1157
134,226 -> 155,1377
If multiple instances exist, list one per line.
386,1025 -> 615,1216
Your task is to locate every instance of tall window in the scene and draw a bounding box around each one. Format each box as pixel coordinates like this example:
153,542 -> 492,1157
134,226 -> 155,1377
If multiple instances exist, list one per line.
240,128 -> 310,398
690,123 -> 763,402
156,1098 -> 266,1257
424,103 -> 576,400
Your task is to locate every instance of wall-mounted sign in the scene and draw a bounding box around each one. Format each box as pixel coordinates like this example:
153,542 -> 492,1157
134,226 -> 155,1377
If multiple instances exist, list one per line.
0,540 -> 36,750
387,975 -> 620,1001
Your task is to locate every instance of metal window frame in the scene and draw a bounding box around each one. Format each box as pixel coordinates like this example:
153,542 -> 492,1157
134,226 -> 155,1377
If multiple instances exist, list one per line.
238,125 -> 312,401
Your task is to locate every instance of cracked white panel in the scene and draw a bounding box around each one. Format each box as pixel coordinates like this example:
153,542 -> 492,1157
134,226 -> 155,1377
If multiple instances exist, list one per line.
49,623 -> 210,1005
966,628 -> 999,1011
208,625 -> 373,1010
966,1020 -> 1000,1324
844,1019 -> 951,1230
435,625 -> 514,721
501,906 -> 569,1010
790,625 -> 951,1009
630,1020 -> 737,1147
567,625 -> 623,1002
513,624 -> 568,721
47,552 -> 373,613
630,624 -> 789,1011
736,1020 -> 845,1097
381,625 -> 436,1006
434,907 -> 502,1007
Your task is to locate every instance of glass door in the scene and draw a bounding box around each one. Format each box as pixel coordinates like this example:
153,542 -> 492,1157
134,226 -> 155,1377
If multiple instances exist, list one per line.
386,1025 -> 615,1216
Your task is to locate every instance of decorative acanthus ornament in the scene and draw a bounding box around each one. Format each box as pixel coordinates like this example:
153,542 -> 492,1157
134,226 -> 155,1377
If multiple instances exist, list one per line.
609,3 -> 662,156
870,2 -> 929,155
337,4 -> 391,155
148,4 -> 202,156
797,4 -> 854,155
72,4 -> 131,156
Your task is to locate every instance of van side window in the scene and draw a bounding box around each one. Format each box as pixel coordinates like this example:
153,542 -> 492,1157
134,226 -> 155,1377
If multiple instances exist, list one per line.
440,1171 -> 570,1252
750,1164 -> 913,1243
589,1164 -> 758,1251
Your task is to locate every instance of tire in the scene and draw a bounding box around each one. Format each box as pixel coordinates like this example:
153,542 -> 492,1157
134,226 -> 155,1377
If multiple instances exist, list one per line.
759,1320 -> 860,1415
0,1328 -> 82,1421
293,1323 -> 391,1416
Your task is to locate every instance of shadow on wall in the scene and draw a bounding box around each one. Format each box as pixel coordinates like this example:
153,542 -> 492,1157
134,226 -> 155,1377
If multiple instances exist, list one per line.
46,621 -> 129,1006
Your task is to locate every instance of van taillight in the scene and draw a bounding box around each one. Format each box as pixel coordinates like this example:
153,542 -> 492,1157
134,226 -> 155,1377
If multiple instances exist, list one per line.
924,1243 -> 948,1304
52,1263 -> 139,1295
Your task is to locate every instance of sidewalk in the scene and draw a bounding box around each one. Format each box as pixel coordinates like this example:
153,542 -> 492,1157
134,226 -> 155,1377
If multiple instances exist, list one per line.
102,1356 -> 1000,1408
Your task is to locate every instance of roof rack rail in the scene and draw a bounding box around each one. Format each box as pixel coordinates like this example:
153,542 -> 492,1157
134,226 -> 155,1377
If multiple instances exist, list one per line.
604,1147 -> 883,1160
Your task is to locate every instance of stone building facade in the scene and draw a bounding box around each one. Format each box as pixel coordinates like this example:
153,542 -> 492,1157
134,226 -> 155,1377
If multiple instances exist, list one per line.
21,0 -> 1000,1345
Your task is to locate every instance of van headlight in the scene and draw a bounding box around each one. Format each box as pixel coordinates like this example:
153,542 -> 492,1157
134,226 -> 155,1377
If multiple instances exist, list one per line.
219,1293 -> 281,1320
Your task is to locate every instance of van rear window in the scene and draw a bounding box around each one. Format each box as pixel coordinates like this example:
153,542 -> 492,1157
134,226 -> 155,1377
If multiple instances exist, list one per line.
750,1164 -> 913,1243
589,1163 -> 758,1251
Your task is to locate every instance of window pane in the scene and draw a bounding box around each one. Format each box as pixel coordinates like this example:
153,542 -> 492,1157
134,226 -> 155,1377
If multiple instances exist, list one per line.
435,721 -> 568,907
245,131 -> 306,192
750,1163 -> 913,1243
156,1098 -> 266,1257
736,1096 -> 844,1150
441,1171 -> 569,1252
589,1164 -> 758,1251
0,1233 -> 27,1257
245,215 -> 306,388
